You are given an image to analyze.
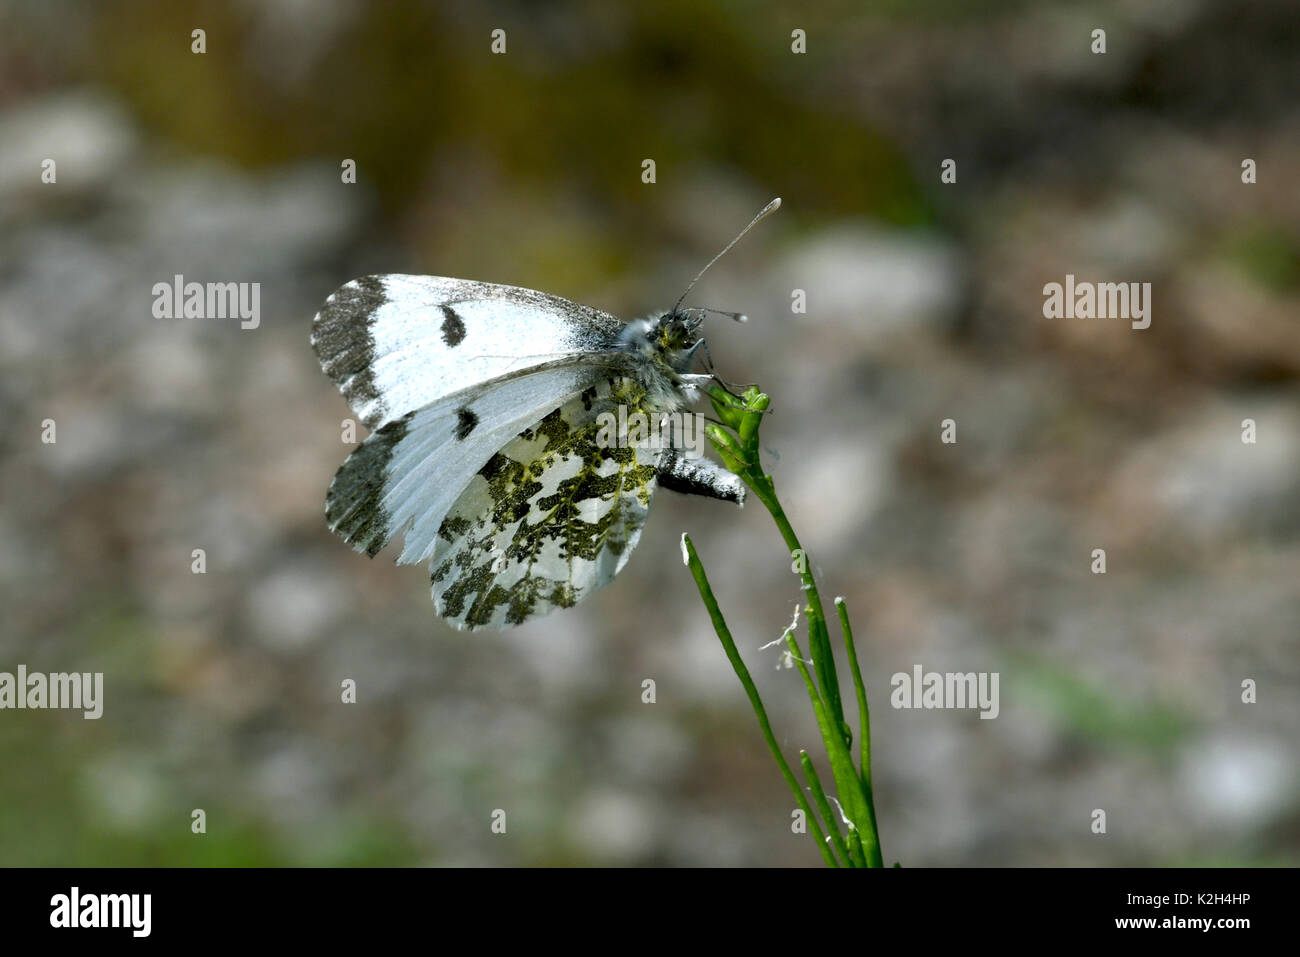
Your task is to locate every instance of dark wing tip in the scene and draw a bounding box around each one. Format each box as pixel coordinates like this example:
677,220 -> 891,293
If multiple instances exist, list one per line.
311,275 -> 387,360
312,276 -> 390,427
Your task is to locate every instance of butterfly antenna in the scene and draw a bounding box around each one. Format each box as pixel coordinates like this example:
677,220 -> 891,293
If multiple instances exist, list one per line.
673,197 -> 781,315
685,306 -> 749,323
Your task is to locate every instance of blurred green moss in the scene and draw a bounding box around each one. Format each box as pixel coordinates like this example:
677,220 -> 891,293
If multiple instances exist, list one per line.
1008,656 -> 1195,756
84,0 -> 930,229
1220,226 -> 1300,293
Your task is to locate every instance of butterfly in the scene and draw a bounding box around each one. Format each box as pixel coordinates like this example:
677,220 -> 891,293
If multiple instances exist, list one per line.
311,199 -> 780,630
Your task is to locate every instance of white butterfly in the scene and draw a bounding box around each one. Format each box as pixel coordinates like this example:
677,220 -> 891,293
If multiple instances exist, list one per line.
311,199 -> 780,630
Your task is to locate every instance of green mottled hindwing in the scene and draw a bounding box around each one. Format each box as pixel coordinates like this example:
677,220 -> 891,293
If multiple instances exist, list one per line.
430,376 -> 661,630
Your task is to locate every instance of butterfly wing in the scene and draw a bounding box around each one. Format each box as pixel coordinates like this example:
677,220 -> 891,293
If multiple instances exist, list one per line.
312,274 -> 625,429
325,361 -> 613,564
430,375 -> 662,630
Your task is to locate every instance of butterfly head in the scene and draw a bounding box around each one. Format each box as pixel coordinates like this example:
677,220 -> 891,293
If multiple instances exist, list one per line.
655,310 -> 704,365
618,311 -> 702,367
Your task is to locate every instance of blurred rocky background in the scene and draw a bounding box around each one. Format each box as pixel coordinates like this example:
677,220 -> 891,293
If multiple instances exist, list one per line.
1,0 -> 1296,865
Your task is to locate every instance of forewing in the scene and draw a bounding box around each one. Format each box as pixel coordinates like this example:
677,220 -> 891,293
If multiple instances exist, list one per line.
430,377 -> 662,630
311,274 -> 624,428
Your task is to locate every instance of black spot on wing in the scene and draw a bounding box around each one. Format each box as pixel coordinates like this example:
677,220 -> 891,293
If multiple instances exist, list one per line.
440,305 -> 467,346
311,275 -> 388,426
324,410 -> 414,557
442,279 -> 626,351
455,406 -> 478,440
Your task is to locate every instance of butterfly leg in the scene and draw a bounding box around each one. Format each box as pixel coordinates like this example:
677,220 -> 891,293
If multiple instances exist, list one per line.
689,337 -> 757,398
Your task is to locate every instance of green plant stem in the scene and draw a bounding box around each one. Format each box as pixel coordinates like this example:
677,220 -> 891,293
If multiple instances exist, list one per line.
799,751 -> 851,867
701,385 -> 886,867
847,828 -> 867,870
751,478 -> 847,737
784,632 -> 871,868
836,597 -> 880,845
756,461 -> 882,867
681,534 -> 839,868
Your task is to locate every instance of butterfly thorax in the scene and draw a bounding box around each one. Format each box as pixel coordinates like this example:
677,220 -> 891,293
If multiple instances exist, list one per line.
615,311 -> 703,413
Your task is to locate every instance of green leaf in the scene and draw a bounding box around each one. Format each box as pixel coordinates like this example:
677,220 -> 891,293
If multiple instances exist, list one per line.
737,391 -> 770,448
705,424 -> 748,474
707,386 -> 749,430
